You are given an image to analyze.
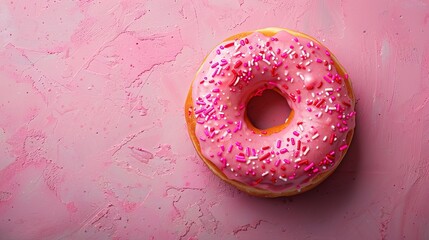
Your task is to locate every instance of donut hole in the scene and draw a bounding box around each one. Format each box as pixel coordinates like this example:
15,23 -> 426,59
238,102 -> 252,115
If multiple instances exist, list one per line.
246,89 -> 292,130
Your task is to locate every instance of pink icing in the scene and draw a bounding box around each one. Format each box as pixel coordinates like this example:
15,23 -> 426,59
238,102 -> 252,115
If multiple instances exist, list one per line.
191,30 -> 356,193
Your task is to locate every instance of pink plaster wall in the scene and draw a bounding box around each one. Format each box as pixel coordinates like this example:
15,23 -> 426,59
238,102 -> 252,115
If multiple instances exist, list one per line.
0,0 -> 428,239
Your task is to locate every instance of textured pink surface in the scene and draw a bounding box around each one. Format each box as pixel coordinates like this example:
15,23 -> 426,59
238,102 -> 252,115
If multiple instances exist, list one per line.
0,0 -> 428,239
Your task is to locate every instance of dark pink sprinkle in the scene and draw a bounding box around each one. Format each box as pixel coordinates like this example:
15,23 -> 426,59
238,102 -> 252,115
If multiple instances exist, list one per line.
279,148 -> 288,154
276,140 -> 282,148
316,58 -> 322,63
194,108 -> 205,114
325,50 -> 331,56
293,131 -> 300,136
339,144 -> 348,151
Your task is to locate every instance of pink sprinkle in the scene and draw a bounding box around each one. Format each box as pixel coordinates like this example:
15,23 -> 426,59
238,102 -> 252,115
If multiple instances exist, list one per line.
316,58 -> 322,63
339,144 -> 348,151
204,129 -> 210,137
293,131 -> 299,136
325,50 -> 331,56
283,159 -> 291,164
304,163 -> 315,171
228,145 -> 233,153
276,140 -> 282,148
220,157 -> 226,167
194,108 -> 205,114
211,62 -> 219,68
220,145 -> 225,151
212,88 -> 220,93
204,106 -> 214,114
323,76 -> 333,83
246,147 -> 250,157
279,148 -> 288,154
275,159 -> 281,167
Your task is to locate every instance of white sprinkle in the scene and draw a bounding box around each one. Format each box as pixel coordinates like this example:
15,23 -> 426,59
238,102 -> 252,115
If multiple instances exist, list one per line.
262,171 -> 269,177
233,51 -> 242,56
311,133 -> 320,139
329,107 -> 336,111
233,77 -> 240,86
248,156 -> 258,160
299,74 -> 304,81
235,43 -> 241,51
325,88 -> 333,92
299,124 -> 304,132
284,70 -> 289,76
279,176 -> 288,182
325,105 -> 329,112
328,64 -> 332,71
310,41 -> 314,47
323,136 -> 328,142
305,61 -> 312,66
262,59 -> 271,65
294,158 -> 302,163
303,147 -> 310,156
311,92 -> 316,98
222,131 -> 228,138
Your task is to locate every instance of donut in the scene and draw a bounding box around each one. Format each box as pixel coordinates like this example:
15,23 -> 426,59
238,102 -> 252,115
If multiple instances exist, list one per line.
185,28 -> 356,197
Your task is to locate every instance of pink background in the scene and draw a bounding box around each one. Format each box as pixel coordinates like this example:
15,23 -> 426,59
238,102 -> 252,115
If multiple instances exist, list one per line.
0,0 -> 428,239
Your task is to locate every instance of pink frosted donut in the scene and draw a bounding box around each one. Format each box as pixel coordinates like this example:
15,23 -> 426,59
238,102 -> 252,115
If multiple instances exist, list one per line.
185,28 -> 356,197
